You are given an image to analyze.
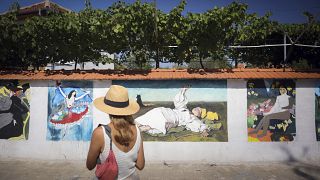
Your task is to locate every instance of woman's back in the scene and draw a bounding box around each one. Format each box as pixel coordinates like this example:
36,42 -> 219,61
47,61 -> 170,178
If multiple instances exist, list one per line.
99,124 -> 141,180
87,85 -> 145,179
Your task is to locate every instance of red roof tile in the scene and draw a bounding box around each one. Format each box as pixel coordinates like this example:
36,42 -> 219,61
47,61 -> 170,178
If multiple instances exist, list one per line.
0,68 -> 320,80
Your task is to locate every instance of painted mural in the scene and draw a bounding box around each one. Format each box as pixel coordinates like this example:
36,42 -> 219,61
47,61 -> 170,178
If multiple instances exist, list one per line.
0,80 -> 30,140
316,81 -> 320,141
47,81 -> 93,141
113,80 -> 228,142
247,79 -> 296,142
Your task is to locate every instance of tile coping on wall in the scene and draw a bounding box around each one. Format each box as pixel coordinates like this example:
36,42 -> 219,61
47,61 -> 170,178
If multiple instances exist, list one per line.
0,68 -> 320,80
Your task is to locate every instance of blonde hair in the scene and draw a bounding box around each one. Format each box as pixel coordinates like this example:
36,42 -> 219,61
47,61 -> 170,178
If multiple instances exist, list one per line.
110,115 -> 135,147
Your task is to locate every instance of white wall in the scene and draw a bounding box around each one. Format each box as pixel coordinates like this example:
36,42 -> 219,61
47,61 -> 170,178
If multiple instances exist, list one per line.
0,79 -> 319,163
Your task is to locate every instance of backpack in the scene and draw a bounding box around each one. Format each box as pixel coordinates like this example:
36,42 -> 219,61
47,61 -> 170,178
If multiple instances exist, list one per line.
95,125 -> 118,180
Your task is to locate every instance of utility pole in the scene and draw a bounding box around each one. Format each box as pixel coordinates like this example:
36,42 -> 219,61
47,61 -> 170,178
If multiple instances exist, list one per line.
284,33 -> 287,64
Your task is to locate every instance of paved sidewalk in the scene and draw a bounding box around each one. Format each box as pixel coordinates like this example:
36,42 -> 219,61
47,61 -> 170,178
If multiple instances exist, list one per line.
0,159 -> 319,180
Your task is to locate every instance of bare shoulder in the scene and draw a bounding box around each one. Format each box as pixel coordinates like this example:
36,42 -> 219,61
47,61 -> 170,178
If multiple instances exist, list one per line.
92,126 -> 104,140
93,126 -> 103,134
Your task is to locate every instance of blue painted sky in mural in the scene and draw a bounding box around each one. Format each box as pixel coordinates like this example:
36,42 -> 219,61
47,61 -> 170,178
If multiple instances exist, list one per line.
114,80 -> 227,102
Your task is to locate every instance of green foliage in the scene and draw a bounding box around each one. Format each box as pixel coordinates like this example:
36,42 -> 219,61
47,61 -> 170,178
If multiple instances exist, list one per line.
0,13 -> 25,69
225,3 -> 276,67
105,1 -> 158,68
291,58 -> 310,69
281,22 -> 320,68
247,116 -> 256,128
188,57 -> 231,69
0,1 -> 319,70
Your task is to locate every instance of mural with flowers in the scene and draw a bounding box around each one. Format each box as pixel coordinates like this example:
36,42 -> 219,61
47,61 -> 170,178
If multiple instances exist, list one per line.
247,79 -> 296,142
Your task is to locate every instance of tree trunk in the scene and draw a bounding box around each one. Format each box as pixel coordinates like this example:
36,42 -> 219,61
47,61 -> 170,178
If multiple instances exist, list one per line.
234,58 -> 238,68
199,57 -> 204,69
155,44 -> 160,68
74,59 -> 78,70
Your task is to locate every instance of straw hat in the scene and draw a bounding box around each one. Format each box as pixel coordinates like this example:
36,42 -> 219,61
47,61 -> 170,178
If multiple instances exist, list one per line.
94,85 -> 140,116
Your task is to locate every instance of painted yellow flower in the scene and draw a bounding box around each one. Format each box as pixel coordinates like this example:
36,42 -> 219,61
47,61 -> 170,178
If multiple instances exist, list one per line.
248,136 -> 260,142
292,90 -> 296,95
0,86 -> 10,96
287,86 -> 292,91
279,137 -> 285,141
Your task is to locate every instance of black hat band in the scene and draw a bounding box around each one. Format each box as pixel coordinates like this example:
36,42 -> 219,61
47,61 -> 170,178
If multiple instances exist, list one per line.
104,99 -> 129,108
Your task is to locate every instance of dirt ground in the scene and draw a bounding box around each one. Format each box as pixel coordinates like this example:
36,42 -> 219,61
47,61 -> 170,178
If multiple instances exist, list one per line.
0,159 -> 319,180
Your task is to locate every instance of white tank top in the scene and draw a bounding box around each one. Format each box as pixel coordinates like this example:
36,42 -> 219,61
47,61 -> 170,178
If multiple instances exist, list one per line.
99,125 -> 141,180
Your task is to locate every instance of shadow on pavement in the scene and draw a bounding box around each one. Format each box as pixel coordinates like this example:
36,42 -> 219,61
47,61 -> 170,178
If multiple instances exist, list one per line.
280,146 -> 320,180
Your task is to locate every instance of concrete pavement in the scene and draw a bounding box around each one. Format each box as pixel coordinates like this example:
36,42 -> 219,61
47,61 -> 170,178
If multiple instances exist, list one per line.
0,159 -> 319,180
